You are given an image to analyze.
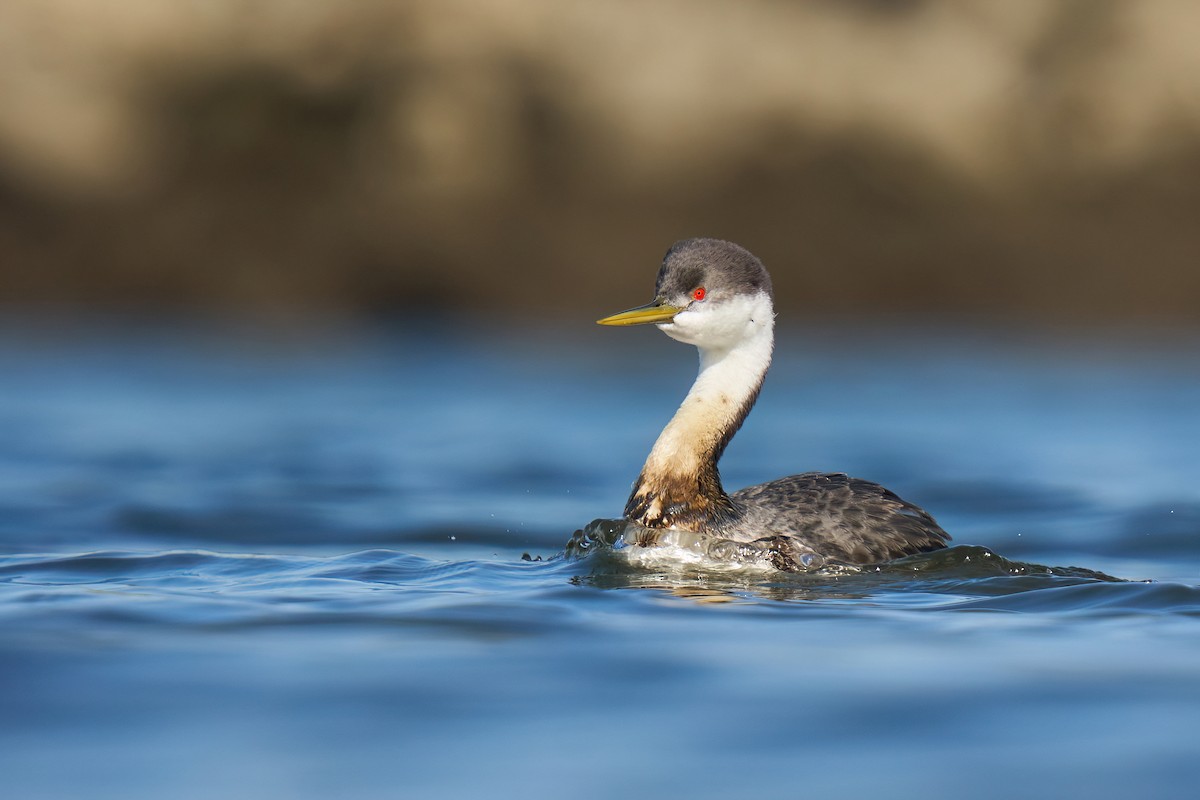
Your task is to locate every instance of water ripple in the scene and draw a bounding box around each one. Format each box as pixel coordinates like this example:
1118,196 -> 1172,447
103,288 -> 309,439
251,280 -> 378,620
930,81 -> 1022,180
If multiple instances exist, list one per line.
3,545 -> 1195,633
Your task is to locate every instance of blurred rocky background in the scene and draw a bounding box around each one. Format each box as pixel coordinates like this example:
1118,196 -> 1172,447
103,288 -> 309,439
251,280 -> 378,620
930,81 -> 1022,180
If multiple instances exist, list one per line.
2,0 -> 1199,324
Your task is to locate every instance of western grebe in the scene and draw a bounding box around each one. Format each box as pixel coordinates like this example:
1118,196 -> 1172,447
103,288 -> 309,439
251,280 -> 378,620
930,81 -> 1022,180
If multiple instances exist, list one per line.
592,237 -> 949,571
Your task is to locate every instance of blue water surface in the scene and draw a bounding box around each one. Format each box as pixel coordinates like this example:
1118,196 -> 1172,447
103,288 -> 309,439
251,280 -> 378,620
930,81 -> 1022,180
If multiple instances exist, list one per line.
2,315 -> 1199,799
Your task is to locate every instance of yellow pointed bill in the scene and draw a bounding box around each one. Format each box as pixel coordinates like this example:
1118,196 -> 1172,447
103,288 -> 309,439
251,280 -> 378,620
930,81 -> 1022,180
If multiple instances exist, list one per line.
596,301 -> 682,326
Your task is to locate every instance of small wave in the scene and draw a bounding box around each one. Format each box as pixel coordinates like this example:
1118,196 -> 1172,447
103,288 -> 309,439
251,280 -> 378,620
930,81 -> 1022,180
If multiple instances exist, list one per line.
0,548 -> 581,596
0,549 -> 578,634
560,518 -> 1171,611
942,579 -> 1200,615
3,540 -> 1193,623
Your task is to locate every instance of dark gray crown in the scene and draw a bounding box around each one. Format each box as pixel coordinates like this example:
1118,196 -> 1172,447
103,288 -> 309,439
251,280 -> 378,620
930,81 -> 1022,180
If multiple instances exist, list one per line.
654,238 -> 773,303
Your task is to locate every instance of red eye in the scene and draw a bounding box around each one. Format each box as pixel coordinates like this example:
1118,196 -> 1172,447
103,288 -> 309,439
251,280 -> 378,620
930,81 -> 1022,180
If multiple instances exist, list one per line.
692,287 -> 706,301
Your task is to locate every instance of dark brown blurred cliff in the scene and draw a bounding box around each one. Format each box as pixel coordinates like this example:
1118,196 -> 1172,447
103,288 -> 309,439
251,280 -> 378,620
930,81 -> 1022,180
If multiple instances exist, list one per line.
2,1 -> 1199,324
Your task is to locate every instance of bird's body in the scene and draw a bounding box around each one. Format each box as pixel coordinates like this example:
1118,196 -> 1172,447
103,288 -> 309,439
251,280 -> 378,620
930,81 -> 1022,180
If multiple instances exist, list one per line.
594,238 -> 949,570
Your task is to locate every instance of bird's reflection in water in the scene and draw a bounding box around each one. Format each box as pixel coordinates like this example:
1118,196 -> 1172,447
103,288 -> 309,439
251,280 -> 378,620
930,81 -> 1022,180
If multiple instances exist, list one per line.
573,572 -> 876,604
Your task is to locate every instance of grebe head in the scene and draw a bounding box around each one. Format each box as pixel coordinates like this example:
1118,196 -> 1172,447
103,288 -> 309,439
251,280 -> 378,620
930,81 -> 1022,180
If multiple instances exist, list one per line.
597,238 -> 775,354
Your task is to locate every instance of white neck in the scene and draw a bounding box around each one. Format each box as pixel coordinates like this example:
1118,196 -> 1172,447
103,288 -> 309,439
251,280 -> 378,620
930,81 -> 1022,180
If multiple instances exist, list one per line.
626,292 -> 775,529
645,304 -> 774,475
